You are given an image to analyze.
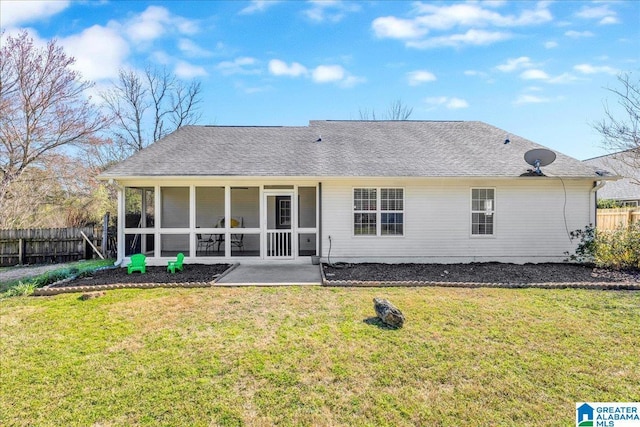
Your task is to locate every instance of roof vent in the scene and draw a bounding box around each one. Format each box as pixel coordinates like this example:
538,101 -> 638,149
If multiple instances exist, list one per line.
315,136 -> 322,143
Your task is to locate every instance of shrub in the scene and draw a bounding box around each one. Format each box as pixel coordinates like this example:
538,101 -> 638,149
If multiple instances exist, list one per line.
3,282 -> 36,297
566,223 -> 640,270
597,199 -> 623,209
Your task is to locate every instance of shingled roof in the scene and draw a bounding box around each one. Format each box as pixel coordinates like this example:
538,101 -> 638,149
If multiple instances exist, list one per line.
583,149 -> 639,200
100,120 -> 602,179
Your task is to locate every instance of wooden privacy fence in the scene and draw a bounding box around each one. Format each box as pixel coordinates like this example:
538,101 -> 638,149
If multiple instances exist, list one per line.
597,208 -> 640,231
0,227 -> 103,267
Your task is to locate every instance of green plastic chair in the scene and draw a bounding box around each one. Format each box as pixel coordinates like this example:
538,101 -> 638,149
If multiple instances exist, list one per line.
167,253 -> 184,274
127,253 -> 146,274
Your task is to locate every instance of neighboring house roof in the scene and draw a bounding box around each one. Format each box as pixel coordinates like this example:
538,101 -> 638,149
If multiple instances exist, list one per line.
583,149 -> 640,200
100,120 -> 604,179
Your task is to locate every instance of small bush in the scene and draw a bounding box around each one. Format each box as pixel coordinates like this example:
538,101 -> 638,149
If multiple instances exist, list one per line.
566,223 -> 640,270
597,199 -> 623,209
3,282 -> 36,297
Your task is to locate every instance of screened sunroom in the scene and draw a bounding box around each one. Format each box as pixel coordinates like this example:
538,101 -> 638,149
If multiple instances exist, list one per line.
120,183 -> 318,263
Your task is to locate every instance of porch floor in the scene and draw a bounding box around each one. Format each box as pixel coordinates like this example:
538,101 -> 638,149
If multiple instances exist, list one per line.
216,264 -> 322,286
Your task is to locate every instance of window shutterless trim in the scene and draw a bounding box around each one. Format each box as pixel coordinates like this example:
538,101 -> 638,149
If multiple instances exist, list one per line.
470,187 -> 496,237
353,187 -> 404,237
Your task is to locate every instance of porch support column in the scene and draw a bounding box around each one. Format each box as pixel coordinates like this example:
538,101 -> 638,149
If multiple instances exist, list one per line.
117,184 -> 124,262
224,186 -> 231,257
154,185 -> 161,258
190,185 -> 196,258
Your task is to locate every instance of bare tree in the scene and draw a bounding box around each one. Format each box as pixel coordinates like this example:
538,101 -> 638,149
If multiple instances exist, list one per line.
0,31 -> 107,214
593,72 -> 639,183
359,99 -> 413,121
100,66 -> 202,159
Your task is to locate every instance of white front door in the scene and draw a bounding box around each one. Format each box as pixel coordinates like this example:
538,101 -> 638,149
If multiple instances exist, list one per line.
264,192 -> 295,259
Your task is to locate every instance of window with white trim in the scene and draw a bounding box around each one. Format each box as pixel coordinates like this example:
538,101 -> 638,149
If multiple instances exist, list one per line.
471,188 -> 495,235
354,188 -> 404,236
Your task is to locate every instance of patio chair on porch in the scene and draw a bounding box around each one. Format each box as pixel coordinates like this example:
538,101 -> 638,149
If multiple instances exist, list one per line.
214,217 -> 244,252
196,229 -> 215,254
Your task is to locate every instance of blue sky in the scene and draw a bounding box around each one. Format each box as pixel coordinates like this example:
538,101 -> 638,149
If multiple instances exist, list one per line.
2,0 -> 639,160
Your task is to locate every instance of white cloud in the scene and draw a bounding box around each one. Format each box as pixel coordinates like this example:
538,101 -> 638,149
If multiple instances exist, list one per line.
514,94 -> 551,104
372,2 -> 552,49
576,5 -> 619,25
239,0 -> 281,15
125,6 -> 198,43
407,29 -> 511,49
565,30 -> 594,39
178,39 -> 212,58
0,0 -> 69,28
407,70 -> 437,85
60,24 -> 129,81
268,59 -> 308,77
520,69 -> 550,80
309,64 -> 364,87
411,2 -> 552,30
174,61 -> 208,78
447,97 -> 469,109
216,57 -> 261,75
574,64 -> 619,75
544,41 -> 558,49
372,16 -> 429,39
425,96 -> 469,109
547,73 -> 580,84
304,0 -> 361,23
312,65 -> 345,83
496,56 -> 534,72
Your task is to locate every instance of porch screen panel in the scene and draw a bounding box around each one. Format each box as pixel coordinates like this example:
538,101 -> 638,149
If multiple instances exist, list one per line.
298,187 -> 316,228
125,187 -> 154,228
124,233 -> 154,257
160,234 -> 190,257
196,187 -> 225,228
161,187 -> 189,228
231,187 -> 259,228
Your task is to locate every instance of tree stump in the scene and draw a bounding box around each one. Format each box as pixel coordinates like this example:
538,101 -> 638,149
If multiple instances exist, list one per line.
373,298 -> 405,328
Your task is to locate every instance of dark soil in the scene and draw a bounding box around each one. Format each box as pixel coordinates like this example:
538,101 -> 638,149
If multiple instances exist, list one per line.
53,264 -> 231,288
323,263 -> 640,284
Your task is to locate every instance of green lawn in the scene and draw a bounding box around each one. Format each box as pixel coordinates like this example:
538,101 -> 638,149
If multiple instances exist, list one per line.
1,286 -> 638,426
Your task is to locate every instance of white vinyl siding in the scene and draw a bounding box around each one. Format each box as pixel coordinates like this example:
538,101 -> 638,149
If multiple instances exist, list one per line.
353,188 -> 404,236
471,188 -> 495,236
322,178 -> 592,263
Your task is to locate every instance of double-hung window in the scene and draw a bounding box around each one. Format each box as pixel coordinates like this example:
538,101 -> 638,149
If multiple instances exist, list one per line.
353,188 -> 404,236
471,188 -> 495,235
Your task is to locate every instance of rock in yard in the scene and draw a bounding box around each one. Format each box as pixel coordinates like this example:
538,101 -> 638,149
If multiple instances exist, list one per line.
373,298 -> 405,328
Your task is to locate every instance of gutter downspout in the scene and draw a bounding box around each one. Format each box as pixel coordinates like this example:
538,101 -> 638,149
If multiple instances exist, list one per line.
108,179 -> 125,267
590,180 -> 607,227
318,182 -> 322,261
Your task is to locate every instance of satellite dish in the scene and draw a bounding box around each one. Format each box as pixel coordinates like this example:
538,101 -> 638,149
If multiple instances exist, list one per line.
524,148 -> 556,175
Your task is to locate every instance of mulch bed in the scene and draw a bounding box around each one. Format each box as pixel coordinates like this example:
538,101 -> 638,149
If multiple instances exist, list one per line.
323,263 -> 640,287
51,264 -> 232,288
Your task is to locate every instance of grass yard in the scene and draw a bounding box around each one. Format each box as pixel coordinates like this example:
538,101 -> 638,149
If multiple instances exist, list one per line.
1,286 -> 638,426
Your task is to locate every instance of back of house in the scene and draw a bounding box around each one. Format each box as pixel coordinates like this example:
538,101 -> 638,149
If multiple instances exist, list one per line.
100,120 -> 611,265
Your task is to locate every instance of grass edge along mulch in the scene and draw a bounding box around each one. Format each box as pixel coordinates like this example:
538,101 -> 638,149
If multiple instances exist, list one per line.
1,286 -> 638,426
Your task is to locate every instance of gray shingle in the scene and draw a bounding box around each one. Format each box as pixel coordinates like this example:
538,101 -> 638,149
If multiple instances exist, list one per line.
584,150 -> 640,200
100,120 -> 603,179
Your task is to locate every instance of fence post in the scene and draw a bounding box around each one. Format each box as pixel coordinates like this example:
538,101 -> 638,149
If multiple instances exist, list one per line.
102,212 -> 110,257
18,238 -> 25,265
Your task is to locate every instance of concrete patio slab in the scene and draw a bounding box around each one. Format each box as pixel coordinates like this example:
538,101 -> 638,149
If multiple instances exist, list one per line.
215,264 -> 322,286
